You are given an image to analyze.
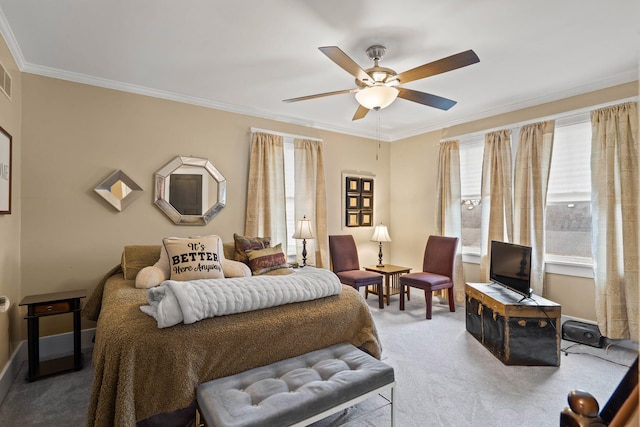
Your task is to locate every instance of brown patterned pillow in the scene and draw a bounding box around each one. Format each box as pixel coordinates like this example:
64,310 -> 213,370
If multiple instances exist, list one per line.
245,244 -> 289,275
233,233 -> 271,264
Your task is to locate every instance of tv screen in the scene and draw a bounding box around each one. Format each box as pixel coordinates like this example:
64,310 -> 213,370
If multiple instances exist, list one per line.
490,240 -> 532,298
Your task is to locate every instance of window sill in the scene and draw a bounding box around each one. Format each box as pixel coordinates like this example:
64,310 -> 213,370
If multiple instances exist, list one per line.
461,250 -> 593,279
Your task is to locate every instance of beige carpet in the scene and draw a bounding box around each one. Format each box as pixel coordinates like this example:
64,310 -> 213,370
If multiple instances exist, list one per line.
315,294 -> 638,427
0,292 -> 637,427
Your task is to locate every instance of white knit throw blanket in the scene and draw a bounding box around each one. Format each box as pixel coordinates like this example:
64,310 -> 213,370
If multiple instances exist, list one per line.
140,267 -> 342,328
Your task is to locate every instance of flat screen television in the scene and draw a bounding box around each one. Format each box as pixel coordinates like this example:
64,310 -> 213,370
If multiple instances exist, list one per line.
490,240 -> 532,298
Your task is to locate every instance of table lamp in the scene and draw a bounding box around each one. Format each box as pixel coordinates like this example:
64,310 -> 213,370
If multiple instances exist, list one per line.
292,215 -> 314,267
371,224 -> 391,267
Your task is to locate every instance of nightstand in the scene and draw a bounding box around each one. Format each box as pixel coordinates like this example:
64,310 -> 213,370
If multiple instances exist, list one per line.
19,290 -> 86,381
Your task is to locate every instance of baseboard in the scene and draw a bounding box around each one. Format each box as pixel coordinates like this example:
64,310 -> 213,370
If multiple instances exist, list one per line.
36,327 -> 96,360
0,341 -> 25,406
0,328 -> 95,405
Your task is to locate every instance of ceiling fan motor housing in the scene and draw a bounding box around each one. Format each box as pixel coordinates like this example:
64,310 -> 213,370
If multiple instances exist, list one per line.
355,45 -> 399,88
366,45 -> 386,61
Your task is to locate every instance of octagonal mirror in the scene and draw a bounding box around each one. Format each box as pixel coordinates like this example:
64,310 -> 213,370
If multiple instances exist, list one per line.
154,156 -> 226,225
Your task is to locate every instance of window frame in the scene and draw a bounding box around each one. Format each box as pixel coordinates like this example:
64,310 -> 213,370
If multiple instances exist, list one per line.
456,112 -> 596,278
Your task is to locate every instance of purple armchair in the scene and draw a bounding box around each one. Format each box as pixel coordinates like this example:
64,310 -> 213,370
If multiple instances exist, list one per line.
399,235 -> 459,319
329,235 -> 384,309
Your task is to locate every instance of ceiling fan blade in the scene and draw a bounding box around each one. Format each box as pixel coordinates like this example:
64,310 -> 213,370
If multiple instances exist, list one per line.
397,87 -> 457,110
283,88 -> 358,103
319,46 -> 372,83
396,49 -> 480,84
352,105 -> 369,121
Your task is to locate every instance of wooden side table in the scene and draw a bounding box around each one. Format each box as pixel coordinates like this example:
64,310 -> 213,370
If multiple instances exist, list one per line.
364,264 -> 412,305
19,289 -> 86,381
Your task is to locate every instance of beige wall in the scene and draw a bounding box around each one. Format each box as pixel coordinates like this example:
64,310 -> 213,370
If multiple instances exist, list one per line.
3,44 -> 637,375
20,73 -> 390,338
389,81 -> 638,321
388,129 -> 441,271
0,35 -> 21,372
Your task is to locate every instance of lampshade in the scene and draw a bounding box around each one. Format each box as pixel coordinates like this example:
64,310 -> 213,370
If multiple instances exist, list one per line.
292,215 -> 314,239
355,86 -> 399,110
371,224 -> 391,242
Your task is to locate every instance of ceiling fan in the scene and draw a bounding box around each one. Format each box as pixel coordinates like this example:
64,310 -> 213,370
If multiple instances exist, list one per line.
283,45 -> 479,121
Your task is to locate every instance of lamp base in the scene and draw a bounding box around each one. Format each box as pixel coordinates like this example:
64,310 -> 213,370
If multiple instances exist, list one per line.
377,242 -> 384,268
301,239 -> 307,267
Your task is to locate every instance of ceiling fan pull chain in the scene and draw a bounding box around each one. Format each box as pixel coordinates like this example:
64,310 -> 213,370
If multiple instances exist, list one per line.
376,112 -> 380,161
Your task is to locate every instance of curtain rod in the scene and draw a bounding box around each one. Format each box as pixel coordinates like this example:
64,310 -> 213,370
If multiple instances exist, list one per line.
250,127 -> 323,142
439,96 -> 638,145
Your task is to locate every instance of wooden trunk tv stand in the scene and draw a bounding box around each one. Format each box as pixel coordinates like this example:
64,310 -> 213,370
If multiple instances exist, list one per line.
465,282 -> 561,366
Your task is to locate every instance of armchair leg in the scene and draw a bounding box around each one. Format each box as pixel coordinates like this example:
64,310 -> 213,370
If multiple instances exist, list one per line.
399,283 -> 406,311
377,283 -> 384,309
425,290 -> 432,319
448,288 -> 455,312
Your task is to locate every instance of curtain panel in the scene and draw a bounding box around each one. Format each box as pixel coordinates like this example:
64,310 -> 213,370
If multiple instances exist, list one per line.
590,101 -> 639,340
245,132 -> 288,251
294,139 -> 329,268
436,140 -> 464,301
480,129 -> 513,281
513,121 -> 555,296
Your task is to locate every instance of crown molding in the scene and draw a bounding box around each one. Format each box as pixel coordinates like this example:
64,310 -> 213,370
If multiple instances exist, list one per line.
11,51 -> 639,144
0,8 -> 26,69
388,70 -> 639,141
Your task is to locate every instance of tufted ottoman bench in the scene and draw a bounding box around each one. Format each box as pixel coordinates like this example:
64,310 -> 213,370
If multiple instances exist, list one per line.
196,343 -> 395,427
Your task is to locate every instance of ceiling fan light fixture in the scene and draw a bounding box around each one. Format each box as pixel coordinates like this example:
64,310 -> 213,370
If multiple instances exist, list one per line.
355,85 -> 399,110
372,71 -> 387,82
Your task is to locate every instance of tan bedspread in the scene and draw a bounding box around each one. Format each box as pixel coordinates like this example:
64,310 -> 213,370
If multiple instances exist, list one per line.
86,271 -> 381,427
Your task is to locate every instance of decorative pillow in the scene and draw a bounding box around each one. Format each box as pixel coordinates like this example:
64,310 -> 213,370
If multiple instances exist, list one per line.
155,245 -> 170,277
245,244 -> 289,275
135,266 -> 167,289
223,242 -> 236,261
163,235 -> 224,281
233,233 -> 271,264
221,258 -> 252,278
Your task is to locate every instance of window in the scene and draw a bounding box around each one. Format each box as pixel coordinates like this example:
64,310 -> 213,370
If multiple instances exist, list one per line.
457,115 -> 593,265
545,119 -> 592,260
459,137 -> 484,251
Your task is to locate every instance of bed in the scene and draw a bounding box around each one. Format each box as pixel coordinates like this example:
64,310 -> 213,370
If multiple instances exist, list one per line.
82,245 -> 382,427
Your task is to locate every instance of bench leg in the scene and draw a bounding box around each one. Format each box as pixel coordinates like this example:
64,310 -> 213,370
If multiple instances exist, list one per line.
196,406 -> 205,427
390,386 -> 395,427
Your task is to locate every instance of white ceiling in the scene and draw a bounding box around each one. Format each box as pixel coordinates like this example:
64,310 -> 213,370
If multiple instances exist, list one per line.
0,0 -> 637,141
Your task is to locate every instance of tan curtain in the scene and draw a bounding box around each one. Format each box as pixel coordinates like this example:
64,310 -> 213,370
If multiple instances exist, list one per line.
513,121 -> 555,296
480,129 -> 513,281
436,140 -> 464,301
245,132 -> 287,250
591,101 -> 638,340
294,138 -> 329,268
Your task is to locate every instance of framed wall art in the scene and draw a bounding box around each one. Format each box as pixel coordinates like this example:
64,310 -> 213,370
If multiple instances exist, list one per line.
361,178 -> 373,194
94,169 -> 143,212
342,171 -> 374,228
0,125 -> 11,214
346,211 -> 360,227
360,210 -> 373,227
